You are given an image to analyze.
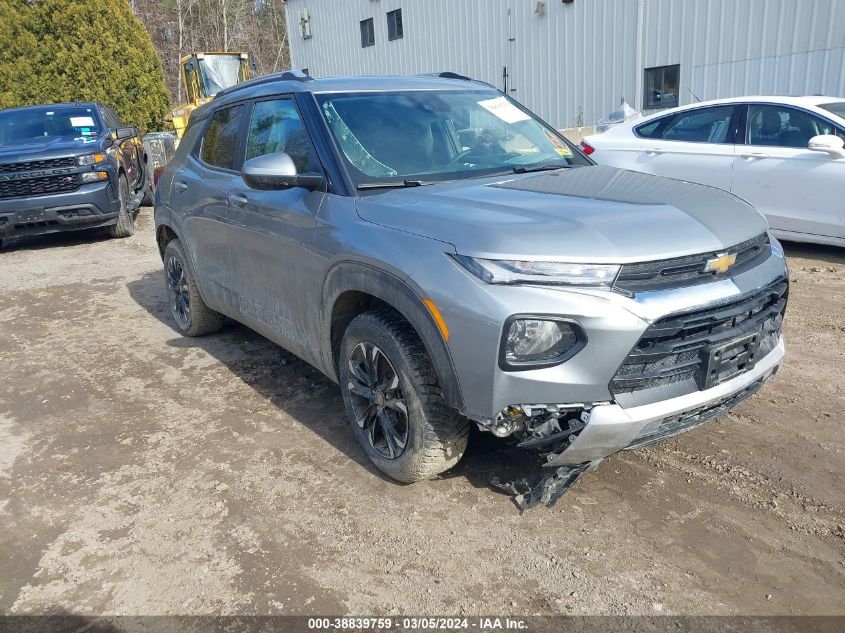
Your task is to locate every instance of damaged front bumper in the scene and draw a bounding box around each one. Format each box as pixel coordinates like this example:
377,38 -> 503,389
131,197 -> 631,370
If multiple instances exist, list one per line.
490,337 -> 784,510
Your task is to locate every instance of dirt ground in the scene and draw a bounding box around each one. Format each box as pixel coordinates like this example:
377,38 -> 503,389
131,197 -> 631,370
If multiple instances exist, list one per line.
1,208 -> 843,617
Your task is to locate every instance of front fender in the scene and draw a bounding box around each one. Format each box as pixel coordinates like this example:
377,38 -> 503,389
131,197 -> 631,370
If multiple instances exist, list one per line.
321,261 -> 465,413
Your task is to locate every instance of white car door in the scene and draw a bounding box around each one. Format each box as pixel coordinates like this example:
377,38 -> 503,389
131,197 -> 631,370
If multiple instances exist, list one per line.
732,104 -> 845,240
595,105 -> 737,191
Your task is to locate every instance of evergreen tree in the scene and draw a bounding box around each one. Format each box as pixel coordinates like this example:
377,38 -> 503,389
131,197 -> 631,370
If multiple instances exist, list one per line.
0,0 -> 171,131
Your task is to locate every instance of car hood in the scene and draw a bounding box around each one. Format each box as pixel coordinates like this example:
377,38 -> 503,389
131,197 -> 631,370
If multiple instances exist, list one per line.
356,165 -> 768,262
0,135 -> 108,163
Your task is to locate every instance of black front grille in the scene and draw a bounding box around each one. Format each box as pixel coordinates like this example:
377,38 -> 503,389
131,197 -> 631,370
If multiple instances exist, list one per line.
0,174 -> 79,199
611,279 -> 787,407
0,157 -> 76,173
625,372 -> 772,450
615,233 -> 770,293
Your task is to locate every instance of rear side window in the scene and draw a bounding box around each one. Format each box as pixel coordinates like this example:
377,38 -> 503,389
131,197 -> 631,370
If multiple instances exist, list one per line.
634,118 -> 668,139
636,106 -> 734,144
201,104 -> 245,170
245,99 -> 318,173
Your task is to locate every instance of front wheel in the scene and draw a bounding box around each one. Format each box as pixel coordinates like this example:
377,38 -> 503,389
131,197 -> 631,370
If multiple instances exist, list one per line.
339,311 -> 469,483
163,239 -> 224,336
109,174 -> 135,238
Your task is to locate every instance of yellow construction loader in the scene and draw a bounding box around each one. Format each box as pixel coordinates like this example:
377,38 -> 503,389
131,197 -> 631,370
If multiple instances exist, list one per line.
170,52 -> 254,137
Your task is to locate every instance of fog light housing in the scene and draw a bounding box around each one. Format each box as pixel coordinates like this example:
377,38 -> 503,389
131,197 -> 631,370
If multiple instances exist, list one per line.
500,316 -> 585,371
80,171 -> 109,183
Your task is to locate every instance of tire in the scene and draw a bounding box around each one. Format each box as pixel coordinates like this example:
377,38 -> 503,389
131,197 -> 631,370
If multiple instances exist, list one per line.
140,168 -> 155,206
163,238 -> 224,336
0,236 -> 18,251
338,310 -> 469,483
109,174 -> 135,238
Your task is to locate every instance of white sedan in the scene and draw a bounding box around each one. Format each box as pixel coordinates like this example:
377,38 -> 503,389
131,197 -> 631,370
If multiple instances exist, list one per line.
581,96 -> 845,247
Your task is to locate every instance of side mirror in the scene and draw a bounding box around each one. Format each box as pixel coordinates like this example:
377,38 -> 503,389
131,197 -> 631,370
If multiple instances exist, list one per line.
242,152 -> 325,191
114,127 -> 137,141
808,134 -> 845,158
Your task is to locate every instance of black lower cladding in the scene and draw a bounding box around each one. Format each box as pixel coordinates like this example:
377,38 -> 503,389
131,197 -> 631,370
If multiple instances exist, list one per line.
611,278 -> 787,408
626,372 -> 773,450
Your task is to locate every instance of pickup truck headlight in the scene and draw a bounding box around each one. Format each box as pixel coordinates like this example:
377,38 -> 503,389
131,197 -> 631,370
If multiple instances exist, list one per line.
76,153 -> 106,166
452,255 -> 619,287
501,317 -> 585,370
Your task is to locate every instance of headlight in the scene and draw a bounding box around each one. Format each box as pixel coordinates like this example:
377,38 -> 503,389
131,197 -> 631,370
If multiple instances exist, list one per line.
452,254 -> 619,287
500,317 -> 585,370
76,153 -> 106,165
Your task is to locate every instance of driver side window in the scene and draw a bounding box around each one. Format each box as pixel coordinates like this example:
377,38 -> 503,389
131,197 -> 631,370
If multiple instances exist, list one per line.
746,105 -> 843,148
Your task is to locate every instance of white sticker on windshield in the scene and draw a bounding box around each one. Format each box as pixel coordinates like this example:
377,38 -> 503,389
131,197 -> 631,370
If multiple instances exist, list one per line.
477,96 -> 530,124
70,116 -> 95,127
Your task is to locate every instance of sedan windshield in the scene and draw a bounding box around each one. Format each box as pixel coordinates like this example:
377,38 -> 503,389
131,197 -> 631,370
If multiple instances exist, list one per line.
316,90 -> 589,186
819,102 -> 845,122
0,106 -> 103,144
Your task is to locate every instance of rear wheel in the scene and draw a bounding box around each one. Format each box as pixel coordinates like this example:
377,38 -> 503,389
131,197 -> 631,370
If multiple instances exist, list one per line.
109,174 -> 135,238
163,238 -> 224,336
339,310 -> 469,483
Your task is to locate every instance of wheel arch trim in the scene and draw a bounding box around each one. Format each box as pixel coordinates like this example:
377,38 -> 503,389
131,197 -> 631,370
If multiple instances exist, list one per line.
321,261 -> 465,413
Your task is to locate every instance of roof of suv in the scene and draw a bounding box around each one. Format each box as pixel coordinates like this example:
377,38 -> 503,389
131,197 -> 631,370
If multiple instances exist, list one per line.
209,72 -> 495,111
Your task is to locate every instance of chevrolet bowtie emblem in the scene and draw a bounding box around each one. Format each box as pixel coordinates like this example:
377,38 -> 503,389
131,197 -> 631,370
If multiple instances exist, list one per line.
704,252 -> 737,275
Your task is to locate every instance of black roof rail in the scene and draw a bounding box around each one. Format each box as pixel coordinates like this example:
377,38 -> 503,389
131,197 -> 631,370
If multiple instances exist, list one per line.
434,71 -> 473,81
419,71 -> 499,91
216,69 -> 314,98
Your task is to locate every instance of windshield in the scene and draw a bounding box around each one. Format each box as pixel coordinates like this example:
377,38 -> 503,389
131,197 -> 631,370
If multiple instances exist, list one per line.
819,102 -> 845,122
0,106 -> 103,144
199,55 -> 243,97
316,90 -> 589,185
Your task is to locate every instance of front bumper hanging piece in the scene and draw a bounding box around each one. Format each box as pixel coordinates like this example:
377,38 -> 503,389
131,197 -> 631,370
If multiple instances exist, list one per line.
491,460 -> 597,511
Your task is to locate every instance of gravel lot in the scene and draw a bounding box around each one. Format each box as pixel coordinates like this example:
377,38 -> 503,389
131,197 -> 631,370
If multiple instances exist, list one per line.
1,208 -> 843,616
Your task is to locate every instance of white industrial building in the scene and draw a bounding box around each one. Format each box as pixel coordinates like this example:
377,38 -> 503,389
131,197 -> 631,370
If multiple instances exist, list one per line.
283,0 -> 845,130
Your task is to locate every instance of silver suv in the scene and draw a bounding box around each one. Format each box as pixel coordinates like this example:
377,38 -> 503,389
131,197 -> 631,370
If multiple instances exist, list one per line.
155,72 -> 787,508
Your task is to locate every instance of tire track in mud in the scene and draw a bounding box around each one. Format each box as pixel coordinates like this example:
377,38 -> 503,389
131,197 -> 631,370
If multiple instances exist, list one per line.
627,437 -> 845,543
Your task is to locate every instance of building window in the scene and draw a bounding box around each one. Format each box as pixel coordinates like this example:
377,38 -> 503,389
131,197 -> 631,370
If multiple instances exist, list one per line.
643,64 -> 680,110
360,18 -> 375,48
387,9 -> 403,41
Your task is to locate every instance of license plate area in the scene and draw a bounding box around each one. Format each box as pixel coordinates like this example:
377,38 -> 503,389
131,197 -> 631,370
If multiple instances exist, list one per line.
17,208 -> 48,224
699,332 -> 761,390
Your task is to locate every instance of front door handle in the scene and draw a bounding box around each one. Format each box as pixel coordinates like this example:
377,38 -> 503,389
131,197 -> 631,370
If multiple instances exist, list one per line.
228,193 -> 248,207
741,152 -> 769,159
645,148 -> 665,156
172,180 -> 188,192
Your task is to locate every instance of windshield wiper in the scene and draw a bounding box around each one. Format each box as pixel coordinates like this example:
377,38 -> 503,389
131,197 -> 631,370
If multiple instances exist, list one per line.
512,163 -> 570,174
357,179 -> 430,190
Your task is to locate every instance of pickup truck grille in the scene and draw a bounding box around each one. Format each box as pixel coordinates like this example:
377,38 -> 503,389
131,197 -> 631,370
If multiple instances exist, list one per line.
614,233 -> 770,293
610,279 -> 787,407
0,157 -> 76,173
0,174 -> 79,199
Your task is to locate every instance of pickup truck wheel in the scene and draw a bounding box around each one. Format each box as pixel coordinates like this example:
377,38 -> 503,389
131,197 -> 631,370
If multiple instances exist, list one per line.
109,174 -> 135,238
163,239 -> 224,336
0,237 -> 18,250
339,311 -> 469,483
141,169 -> 155,206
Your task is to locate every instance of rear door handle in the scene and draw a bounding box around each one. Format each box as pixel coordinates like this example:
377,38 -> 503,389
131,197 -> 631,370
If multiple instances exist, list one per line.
227,193 -> 248,207
172,180 -> 188,192
741,152 -> 769,159
645,148 -> 665,156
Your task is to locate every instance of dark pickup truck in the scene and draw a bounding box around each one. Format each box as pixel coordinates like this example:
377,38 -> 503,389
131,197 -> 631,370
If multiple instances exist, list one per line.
0,102 -> 149,248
